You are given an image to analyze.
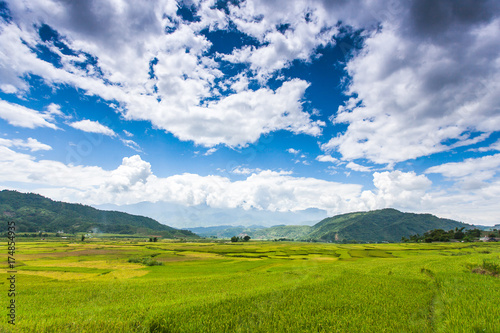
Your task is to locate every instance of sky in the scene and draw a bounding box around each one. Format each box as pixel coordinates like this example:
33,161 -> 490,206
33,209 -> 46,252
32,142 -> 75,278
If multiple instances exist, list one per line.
0,0 -> 499,228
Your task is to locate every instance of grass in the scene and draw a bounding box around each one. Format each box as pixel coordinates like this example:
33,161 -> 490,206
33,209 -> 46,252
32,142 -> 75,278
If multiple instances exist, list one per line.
1,240 -> 499,332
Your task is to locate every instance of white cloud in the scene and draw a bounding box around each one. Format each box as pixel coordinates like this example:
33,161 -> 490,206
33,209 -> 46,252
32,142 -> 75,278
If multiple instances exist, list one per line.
2,148 -> 499,225
426,154 -> 500,180
221,0 -> 393,80
46,103 -> 65,117
0,145 -> 438,219
69,120 -> 116,137
123,130 -> 134,137
0,137 -> 52,152
204,148 -> 217,156
372,170 -> 432,206
231,166 -> 262,175
324,1 -> 500,165
287,148 -> 300,155
476,139 -> 500,152
425,154 -> 500,190
120,139 -> 142,153
0,149 -> 361,214
138,78 -> 322,147
0,147 -> 111,191
0,1 -> 324,148
346,162 -> 372,172
5,0 -> 497,156
0,100 -> 59,129
1,0 -> 499,226
316,154 -> 338,163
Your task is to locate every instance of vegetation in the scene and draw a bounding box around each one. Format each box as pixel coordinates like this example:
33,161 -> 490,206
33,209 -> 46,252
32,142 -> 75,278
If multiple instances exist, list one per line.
0,190 -> 197,238
230,235 -> 251,242
190,209 -> 475,243
401,227 -> 484,243
1,238 -> 499,332
306,208 -> 473,243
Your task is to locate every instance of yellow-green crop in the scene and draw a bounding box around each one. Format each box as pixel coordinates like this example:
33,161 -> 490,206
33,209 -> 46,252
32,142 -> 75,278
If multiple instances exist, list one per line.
1,240 -> 499,332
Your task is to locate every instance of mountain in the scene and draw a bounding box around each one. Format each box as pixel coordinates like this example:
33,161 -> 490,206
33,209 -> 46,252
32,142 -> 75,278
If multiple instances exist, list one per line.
307,208 -> 474,243
251,225 -> 312,240
189,208 -> 474,243
187,225 -> 266,238
0,190 -> 197,238
95,201 -> 328,228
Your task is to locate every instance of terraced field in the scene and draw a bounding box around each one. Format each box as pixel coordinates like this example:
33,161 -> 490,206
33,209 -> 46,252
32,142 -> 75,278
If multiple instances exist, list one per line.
1,240 -> 499,332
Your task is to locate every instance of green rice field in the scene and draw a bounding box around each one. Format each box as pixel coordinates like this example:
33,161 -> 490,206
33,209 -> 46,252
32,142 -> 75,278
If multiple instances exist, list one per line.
1,240 -> 499,332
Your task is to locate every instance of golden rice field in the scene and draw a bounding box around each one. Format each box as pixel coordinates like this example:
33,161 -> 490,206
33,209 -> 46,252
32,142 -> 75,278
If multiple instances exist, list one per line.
1,239 -> 499,332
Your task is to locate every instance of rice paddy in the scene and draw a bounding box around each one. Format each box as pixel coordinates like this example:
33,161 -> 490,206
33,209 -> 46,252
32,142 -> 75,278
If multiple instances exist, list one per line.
1,240 -> 499,332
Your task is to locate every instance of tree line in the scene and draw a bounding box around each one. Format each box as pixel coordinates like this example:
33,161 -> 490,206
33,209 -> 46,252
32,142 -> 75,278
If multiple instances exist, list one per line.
401,227 -> 497,243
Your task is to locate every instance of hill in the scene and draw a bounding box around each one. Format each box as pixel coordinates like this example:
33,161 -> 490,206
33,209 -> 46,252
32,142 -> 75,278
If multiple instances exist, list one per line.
251,225 -> 312,240
0,190 -> 197,238
187,225 -> 266,238
189,208 -> 475,243
307,208 -> 473,243
186,224 -> 312,240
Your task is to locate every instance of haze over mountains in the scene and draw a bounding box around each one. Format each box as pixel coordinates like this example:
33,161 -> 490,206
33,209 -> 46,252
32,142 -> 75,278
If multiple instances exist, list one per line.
96,201 -> 329,229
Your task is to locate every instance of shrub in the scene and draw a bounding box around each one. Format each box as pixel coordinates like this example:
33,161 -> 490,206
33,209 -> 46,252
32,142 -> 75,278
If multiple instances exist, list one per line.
128,257 -> 163,266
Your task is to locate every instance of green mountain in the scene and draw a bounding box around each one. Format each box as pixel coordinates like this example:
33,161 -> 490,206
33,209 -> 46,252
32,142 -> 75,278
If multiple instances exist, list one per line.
0,190 -> 197,238
306,208 -> 473,243
251,225 -> 312,240
187,224 -> 312,240
191,208 -> 474,243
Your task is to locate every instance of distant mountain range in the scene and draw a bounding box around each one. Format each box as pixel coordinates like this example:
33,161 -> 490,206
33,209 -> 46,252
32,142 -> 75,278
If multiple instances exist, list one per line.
95,201 -> 328,229
0,190 -> 197,238
188,208 -> 475,243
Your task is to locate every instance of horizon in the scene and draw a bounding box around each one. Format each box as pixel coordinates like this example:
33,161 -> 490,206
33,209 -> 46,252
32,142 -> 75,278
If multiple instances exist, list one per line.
3,189 -> 495,229
1,1 -> 499,227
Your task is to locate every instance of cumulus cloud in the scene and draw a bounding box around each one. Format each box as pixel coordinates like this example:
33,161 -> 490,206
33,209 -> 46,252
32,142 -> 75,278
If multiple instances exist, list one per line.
324,0 -> 500,165
0,0 -> 323,148
0,100 -> 59,129
0,144 -> 438,218
316,154 -> 338,163
1,0 -> 499,225
0,137 -> 52,152
426,154 -> 500,179
69,120 -> 116,136
0,149 -> 362,212
426,154 -> 500,190
346,162 -> 372,172
222,0 -> 401,79
0,147 -> 111,191
2,147 -> 499,224
223,4 -> 335,79
130,78 -> 323,147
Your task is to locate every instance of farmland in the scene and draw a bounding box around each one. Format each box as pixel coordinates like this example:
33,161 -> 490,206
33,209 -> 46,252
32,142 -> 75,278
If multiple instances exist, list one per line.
1,239 -> 499,332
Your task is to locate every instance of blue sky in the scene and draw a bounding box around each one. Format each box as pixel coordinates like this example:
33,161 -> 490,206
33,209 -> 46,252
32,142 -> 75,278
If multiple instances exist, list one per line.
1,0 -> 500,227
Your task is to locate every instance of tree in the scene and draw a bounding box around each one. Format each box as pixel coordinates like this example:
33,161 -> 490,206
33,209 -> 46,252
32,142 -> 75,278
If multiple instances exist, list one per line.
81,234 -> 85,242
230,236 -> 239,242
243,235 -> 251,242
153,237 -> 158,242
454,227 -> 465,238
466,229 -> 481,238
